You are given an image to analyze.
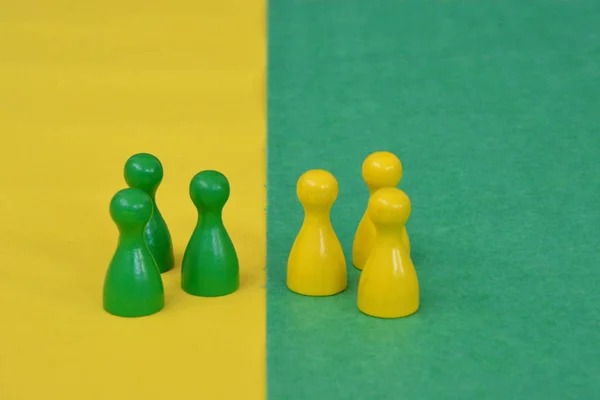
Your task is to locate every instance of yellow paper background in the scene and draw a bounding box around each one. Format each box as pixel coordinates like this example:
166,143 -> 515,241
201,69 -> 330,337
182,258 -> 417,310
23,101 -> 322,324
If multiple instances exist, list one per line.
0,1 -> 266,399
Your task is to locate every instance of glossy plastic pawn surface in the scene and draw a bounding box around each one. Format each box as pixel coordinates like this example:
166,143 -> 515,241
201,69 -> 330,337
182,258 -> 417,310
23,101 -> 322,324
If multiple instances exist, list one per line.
352,151 -> 410,270
181,170 -> 239,297
357,188 -> 419,318
103,188 -> 165,317
287,169 -> 347,296
124,153 -> 174,273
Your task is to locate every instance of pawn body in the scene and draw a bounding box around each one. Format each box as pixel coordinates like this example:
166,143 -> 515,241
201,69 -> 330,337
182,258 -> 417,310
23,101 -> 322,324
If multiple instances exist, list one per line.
353,151 -> 410,270
354,217 -> 410,269
358,188 -> 419,318
287,169 -> 347,296
103,188 -> 165,317
124,153 -> 174,273
182,170 -> 239,297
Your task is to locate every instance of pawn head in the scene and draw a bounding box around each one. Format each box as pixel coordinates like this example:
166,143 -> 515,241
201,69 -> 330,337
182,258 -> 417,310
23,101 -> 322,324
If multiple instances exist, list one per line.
110,188 -> 153,230
368,187 -> 411,227
189,170 -> 230,211
296,169 -> 338,209
124,153 -> 164,195
362,151 -> 403,190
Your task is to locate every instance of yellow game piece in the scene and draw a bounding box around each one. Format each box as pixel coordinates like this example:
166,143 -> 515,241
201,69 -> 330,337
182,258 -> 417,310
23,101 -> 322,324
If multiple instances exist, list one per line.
287,169 -> 347,296
352,151 -> 410,270
357,188 -> 419,319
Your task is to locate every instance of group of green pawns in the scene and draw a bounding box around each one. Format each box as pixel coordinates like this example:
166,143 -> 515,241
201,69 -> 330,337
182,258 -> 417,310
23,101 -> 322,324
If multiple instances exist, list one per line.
103,153 -> 239,318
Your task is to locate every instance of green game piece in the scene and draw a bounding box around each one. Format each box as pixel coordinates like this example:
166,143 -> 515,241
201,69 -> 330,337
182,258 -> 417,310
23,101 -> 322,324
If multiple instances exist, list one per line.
181,170 -> 240,297
103,188 -> 165,317
124,153 -> 174,273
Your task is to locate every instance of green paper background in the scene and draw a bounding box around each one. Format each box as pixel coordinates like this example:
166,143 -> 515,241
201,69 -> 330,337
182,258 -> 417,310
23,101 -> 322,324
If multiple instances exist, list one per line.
266,1 -> 600,399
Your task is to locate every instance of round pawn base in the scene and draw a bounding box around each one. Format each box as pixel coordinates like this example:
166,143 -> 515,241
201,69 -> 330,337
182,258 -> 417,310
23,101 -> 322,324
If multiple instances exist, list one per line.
357,302 -> 419,319
181,279 -> 239,298
103,296 -> 164,318
286,280 -> 347,297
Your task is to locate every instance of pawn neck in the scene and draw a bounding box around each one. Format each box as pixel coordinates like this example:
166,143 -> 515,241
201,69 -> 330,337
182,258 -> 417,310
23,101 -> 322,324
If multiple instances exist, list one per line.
302,205 -> 332,222
149,193 -> 157,202
117,227 -> 146,246
197,207 -> 224,225
368,185 -> 382,196
374,223 -> 406,245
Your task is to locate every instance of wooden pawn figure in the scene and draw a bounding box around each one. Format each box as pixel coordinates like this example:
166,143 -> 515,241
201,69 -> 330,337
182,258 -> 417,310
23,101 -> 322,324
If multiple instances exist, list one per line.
103,188 -> 165,317
124,153 -> 174,273
287,169 -> 347,296
181,170 -> 239,297
357,187 -> 419,318
352,151 -> 410,270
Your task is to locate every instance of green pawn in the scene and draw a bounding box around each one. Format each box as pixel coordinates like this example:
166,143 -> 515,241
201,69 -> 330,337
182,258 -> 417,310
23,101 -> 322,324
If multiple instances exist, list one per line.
124,153 -> 174,273
103,188 -> 165,317
181,170 -> 240,297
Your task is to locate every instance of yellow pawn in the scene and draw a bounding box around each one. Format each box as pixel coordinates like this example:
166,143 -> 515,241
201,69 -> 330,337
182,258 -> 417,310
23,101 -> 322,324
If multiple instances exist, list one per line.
287,169 -> 347,296
357,188 -> 419,318
352,151 -> 410,270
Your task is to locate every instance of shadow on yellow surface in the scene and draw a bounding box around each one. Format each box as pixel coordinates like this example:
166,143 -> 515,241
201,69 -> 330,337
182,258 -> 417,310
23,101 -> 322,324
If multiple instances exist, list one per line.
0,2 -> 266,399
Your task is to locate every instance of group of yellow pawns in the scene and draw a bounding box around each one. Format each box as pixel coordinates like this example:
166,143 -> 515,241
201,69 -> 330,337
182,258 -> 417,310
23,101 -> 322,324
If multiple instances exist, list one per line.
287,151 -> 418,319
